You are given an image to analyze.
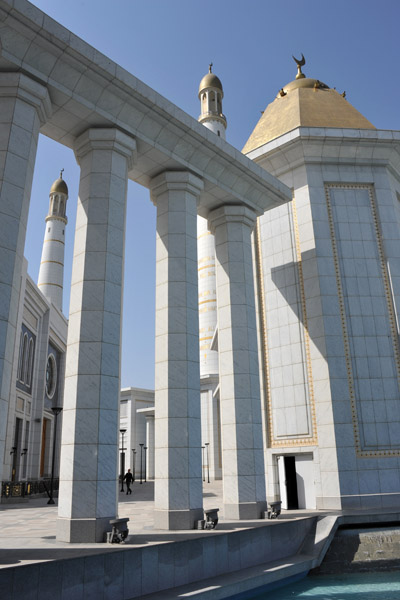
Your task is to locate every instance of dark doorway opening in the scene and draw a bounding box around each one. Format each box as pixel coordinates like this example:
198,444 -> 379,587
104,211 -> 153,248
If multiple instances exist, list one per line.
284,456 -> 299,509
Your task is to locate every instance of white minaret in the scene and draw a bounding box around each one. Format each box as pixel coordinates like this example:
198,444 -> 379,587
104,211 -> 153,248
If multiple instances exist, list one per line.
198,63 -> 227,378
38,170 -> 68,311
197,65 -> 227,479
198,63 -> 227,139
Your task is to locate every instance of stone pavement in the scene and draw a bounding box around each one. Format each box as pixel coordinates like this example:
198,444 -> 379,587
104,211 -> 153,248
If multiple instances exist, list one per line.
1,479 -> 396,571
0,480 -> 303,568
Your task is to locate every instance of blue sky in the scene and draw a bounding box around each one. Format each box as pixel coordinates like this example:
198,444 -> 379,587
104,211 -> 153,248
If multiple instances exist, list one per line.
26,0 -> 400,388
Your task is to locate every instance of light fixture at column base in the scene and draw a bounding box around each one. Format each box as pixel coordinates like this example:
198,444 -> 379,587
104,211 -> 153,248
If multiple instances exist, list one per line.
153,508 -> 204,530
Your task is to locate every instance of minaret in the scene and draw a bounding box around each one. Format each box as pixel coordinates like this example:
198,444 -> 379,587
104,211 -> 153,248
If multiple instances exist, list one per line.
197,66 -> 225,479
197,64 -> 226,378
38,170 -> 68,311
198,63 -> 227,139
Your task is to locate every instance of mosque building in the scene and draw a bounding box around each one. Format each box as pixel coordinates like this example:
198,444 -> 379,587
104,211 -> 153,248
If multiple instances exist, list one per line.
125,56 -> 400,512
0,173 -> 68,499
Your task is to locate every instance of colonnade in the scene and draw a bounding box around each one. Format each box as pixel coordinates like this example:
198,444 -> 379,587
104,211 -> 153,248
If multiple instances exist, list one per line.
0,72 -> 268,542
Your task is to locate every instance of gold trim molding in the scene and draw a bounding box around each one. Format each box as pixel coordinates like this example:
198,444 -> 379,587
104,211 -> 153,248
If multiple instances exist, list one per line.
325,183 -> 400,458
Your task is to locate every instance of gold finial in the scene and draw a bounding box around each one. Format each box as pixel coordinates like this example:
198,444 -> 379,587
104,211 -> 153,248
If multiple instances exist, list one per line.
292,53 -> 306,79
60,168 -> 64,179
209,62 -> 213,73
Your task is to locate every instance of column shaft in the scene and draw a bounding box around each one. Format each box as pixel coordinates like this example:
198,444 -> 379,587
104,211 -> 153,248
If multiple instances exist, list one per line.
208,204 -> 267,519
57,128 -> 136,543
0,73 -> 51,484
151,171 -> 203,530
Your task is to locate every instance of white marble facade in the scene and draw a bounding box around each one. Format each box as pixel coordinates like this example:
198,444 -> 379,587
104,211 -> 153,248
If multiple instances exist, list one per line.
2,1 -> 400,544
248,133 -> 400,510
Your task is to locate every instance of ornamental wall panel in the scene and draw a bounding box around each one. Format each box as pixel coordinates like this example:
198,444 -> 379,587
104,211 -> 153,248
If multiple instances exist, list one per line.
257,200 -> 317,447
325,184 -> 400,457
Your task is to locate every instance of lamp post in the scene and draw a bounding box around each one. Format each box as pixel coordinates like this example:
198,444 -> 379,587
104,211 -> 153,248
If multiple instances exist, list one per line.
139,443 -> 144,484
10,447 -> 17,482
132,448 -> 136,482
48,407 -> 63,505
205,442 -> 210,483
201,446 -> 205,482
120,429 -> 126,492
144,446 -> 148,483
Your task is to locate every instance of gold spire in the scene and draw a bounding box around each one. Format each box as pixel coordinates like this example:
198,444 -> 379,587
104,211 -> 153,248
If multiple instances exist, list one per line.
293,53 -> 306,79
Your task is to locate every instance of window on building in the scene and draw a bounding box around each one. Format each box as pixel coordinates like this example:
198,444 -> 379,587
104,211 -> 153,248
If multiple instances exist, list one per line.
16,397 -> 24,413
120,400 -> 128,417
26,338 -> 34,387
17,331 -> 24,381
21,333 -> 28,384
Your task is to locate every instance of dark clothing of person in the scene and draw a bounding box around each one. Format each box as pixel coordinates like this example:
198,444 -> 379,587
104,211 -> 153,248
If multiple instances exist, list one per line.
124,471 -> 133,494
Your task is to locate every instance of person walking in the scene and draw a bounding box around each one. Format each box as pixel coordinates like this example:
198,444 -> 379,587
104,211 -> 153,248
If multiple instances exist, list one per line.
124,468 -> 133,495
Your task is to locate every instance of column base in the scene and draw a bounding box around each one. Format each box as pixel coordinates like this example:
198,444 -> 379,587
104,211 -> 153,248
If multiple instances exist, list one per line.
154,508 -> 204,530
224,501 -> 268,520
57,516 -> 113,543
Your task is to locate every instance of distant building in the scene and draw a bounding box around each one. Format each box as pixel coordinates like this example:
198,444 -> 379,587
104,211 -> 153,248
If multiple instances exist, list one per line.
119,387 -> 154,481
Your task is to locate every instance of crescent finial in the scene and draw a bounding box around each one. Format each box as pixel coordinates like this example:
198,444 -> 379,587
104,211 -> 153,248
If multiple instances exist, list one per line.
292,54 -> 306,79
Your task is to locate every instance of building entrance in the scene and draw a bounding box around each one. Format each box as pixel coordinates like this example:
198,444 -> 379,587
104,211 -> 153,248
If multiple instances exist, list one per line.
277,453 -> 316,509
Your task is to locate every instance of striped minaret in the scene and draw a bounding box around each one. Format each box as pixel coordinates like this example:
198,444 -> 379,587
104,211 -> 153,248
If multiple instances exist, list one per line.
197,64 -> 227,374
197,64 -> 228,376
198,216 -> 219,377
197,66 -> 227,479
38,170 -> 68,311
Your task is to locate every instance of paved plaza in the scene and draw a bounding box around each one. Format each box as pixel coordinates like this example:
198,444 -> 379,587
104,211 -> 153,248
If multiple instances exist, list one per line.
0,480 -> 314,568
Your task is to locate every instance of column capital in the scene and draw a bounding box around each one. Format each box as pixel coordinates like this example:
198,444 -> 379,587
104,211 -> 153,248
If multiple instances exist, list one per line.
73,128 -> 137,168
207,204 -> 257,234
150,170 -> 203,205
0,72 -> 52,124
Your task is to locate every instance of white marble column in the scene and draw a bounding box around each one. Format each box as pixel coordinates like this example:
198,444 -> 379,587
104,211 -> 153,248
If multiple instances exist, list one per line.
57,128 -> 136,543
0,73 -> 51,485
146,415 -> 155,480
150,171 -> 204,530
208,205 -> 267,519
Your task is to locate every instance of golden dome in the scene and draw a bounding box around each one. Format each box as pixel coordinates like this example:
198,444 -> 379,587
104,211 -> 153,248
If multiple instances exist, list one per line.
50,170 -> 68,195
242,56 -> 375,154
198,64 -> 223,97
278,77 -> 329,96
